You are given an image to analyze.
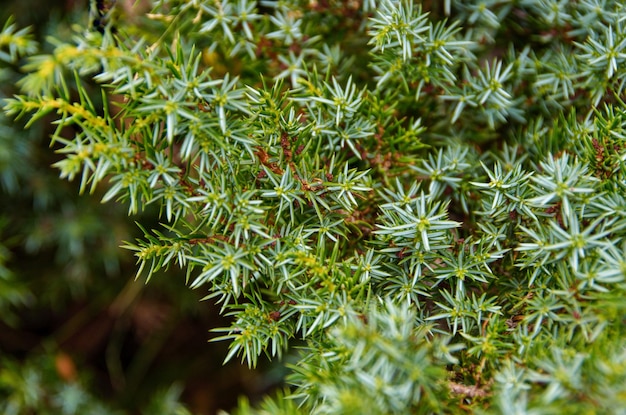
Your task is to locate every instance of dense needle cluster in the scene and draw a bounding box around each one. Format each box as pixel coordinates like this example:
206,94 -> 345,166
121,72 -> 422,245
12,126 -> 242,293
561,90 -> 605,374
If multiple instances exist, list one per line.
2,0 -> 626,413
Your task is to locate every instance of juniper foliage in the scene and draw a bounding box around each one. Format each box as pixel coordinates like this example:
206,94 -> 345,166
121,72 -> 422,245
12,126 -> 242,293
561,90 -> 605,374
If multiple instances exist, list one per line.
3,0 -> 626,413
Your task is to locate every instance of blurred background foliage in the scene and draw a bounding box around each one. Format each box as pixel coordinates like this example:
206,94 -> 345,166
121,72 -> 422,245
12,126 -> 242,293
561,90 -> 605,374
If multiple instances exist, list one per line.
0,1 -> 274,414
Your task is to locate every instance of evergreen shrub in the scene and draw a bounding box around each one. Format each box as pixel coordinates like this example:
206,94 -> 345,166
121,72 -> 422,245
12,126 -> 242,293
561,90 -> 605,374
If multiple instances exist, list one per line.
3,0 -> 626,413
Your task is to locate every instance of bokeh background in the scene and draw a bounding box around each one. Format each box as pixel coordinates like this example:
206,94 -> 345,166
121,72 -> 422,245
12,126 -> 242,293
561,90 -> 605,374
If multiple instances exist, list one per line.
0,1 -> 280,413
